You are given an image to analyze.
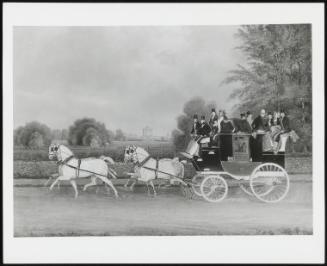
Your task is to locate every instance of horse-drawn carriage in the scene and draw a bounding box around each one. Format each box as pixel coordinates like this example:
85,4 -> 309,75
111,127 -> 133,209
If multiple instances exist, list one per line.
180,133 -> 290,203
47,132 -> 290,203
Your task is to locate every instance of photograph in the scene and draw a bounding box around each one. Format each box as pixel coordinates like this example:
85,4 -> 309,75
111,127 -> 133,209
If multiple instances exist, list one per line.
3,2 -> 325,264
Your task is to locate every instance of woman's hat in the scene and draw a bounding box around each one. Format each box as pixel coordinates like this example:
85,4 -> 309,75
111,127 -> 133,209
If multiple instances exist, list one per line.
211,108 -> 216,112
193,114 -> 198,119
201,115 -> 205,120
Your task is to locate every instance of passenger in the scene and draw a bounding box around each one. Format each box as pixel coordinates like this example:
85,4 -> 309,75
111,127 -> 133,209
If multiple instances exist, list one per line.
198,115 -> 211,137
190,114 -> 201,138
246,111 -> 253,128
272,111 -> 281,126
252,109 -> 269,133
237,113 -> 252,133
210,119 -> 220,147
280,110 -> 291,133
217,110 -> 224,132
267,112 -> 273,128
220,113 -> 235,161
209,108 -> 218,129
251,109 -> 269,161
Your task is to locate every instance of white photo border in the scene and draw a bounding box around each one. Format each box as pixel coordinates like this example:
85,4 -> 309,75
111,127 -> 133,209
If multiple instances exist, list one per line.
3,3 -> 325,264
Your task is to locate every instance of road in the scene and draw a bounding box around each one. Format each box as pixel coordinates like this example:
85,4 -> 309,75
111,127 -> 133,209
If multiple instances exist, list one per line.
14,176 -> 312,236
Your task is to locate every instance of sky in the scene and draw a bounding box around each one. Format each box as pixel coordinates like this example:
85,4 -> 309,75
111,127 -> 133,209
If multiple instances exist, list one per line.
14,26 -> 246,136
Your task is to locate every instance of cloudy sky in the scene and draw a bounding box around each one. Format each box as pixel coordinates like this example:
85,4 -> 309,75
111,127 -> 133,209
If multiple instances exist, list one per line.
14,26 -> 245,136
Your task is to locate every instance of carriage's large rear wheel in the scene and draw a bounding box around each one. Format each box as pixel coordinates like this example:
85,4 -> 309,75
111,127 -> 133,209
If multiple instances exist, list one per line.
250,163 -> 290,203
191,174 -> 205,197
200,175 -> 228,203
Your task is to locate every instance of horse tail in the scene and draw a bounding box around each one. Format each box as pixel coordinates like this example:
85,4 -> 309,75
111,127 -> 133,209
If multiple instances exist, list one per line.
100,155 -> 115,165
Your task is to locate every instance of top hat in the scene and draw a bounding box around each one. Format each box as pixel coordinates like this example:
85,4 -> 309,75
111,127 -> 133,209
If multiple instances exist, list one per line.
211,108 -> 216,112
240,113 -> 246,117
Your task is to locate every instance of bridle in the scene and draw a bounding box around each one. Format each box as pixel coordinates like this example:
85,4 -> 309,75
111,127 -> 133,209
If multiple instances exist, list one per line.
127,146 -> 151,167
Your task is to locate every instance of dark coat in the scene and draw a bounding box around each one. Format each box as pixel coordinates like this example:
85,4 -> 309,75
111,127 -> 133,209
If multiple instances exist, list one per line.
198,122 -> 211,136
252,116 -> 269,132
237,119 -> 252,133
191,121 -> 201,135
280,116 -> 291,132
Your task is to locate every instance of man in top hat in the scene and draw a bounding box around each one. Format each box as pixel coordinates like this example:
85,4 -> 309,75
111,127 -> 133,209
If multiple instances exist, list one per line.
237,113 -> 252,133
209,108 -> 219,129
190,114 -> 201,138
198,115 -> 212,137
252,109 -> 269,133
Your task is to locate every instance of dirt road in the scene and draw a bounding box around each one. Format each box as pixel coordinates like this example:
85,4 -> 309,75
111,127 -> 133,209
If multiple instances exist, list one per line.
14,176 -> 312,236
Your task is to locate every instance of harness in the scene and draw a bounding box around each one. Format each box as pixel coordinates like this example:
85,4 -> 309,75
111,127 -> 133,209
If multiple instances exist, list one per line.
134,151 -> 160,179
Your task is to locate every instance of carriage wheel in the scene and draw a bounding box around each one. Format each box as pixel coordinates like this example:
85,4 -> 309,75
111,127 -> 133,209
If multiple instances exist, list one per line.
250,163 -> 290,203
200,175 -> 228,203
191,174 -> 205,197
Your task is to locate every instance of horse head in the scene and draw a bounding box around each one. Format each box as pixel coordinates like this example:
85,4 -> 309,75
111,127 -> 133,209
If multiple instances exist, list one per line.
48,143 -> 60,160
124,145 -> 149,165
124,145 -> 136,163
48,143 -> 74,161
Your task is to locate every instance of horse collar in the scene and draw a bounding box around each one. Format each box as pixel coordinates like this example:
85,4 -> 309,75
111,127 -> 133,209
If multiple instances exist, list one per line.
137,155 -> 151,167
57,155 -> 75,165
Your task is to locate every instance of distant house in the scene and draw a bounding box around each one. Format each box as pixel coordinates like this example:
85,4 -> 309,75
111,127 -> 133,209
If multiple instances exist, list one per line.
142,126 -> 153,140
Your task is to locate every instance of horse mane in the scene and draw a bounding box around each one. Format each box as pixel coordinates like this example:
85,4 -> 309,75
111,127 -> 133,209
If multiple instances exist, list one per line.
136,147 -> 149,157
59,145 -> 74,157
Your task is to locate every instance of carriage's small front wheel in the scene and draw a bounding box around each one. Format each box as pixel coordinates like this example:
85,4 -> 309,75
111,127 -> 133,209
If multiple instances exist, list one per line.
250,163 -> 290,203
191,174 -> 205,197
200,175 -> 228,203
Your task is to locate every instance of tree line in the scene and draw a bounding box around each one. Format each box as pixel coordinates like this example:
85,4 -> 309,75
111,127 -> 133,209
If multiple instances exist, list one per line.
14,118 -> 127,149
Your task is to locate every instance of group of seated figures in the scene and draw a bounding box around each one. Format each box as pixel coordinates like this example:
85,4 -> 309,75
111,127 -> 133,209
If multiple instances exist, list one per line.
185,108 -> 299,162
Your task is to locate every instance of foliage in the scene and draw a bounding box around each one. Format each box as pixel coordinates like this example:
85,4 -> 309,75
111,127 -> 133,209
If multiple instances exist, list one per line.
223,24 -> 312,150
14,141 -> 175,162
14,121 -> 52,148
172,97 -> 217,151
114,129 -> 126,141
68,118 -> 112,146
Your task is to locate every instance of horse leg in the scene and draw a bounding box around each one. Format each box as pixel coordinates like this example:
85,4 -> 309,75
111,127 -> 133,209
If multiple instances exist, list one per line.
70,179 -> 79,199
97,175 -> 119,198
146,182 -> 151,196
130,179 -> 137,191
149,180 -> 157,197
44,176 -> 53,187
124,179 -> 130,188
49,176 -> 63,191
83,176 -> 97,192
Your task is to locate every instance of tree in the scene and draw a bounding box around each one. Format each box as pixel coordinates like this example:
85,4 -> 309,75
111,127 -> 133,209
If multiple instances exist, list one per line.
223,24 -> 312,151
68,118 -> 112,146
114,129 -> 126,141
28,132 -> 44,149
14,121 -> 52,148
171,97 -> 217,151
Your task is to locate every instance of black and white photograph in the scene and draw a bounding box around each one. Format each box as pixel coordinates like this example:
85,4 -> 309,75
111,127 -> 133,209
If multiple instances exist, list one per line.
3,3 -> 325,264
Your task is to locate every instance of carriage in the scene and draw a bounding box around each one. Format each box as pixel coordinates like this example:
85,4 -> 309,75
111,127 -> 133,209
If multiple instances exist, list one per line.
180,133 -> 290,203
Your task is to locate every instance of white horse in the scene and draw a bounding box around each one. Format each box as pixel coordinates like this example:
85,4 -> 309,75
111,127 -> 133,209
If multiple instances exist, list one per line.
44,155 -> 117,193
48,143 -> 119,198
123,145 -> 185,196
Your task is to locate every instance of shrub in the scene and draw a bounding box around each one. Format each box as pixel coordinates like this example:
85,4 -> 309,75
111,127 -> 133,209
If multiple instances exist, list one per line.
14,121 -> 52,148
68,118 -> 112,146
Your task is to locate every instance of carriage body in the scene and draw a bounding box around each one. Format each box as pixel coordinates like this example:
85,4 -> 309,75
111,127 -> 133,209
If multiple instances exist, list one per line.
183,133 -> 290,203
